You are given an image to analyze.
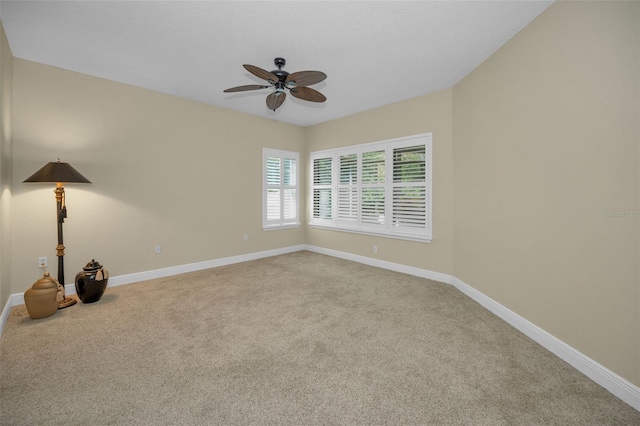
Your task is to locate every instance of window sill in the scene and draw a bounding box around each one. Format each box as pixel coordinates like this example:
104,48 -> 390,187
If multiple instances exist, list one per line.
308,224 -> 432,243
263,223 -> 301,231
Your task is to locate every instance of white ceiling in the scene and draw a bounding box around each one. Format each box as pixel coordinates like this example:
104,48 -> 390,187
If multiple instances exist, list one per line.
1,0 -> 553,127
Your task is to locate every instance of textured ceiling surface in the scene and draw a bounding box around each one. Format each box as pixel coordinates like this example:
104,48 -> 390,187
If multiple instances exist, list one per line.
1,1 -> 553,127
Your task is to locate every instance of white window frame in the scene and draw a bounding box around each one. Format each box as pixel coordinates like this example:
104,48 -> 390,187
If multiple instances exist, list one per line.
309,133 -> 432,242
263,148 -> 300,230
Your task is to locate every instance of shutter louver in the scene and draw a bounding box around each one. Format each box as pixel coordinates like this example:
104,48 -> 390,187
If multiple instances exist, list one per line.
283,189 -> 296,220
266,157 -> 281,221
267,189 -> 281,220
392,187 -> 426,228
362,187 -> 385,225
283,158 -> 295,185
266,157 -> 280,185
392,145 -> 426,232
338,188 -> 358,221
313,157 -> 333,220
362,150 -> 385,227
338,154 -> 358,223
362,150 -> 385,184
282,158 -> 296,220
313,158 -> 332,185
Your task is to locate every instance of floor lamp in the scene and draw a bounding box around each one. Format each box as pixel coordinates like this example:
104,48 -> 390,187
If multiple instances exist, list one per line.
24,159 -> 91,309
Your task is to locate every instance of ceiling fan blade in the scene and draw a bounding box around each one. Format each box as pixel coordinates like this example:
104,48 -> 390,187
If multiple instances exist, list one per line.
285,71 -> 327,87
243,64 -> 279,83
223,84 -> 270,93
289,86 -> 326,103
266,91 -> 286,111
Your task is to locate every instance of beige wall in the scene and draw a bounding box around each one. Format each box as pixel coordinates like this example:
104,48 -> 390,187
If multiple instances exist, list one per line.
453,1 -> 639,386
0,20 -> 13,309
305,90 -> 455,275
12,59 -> 306,293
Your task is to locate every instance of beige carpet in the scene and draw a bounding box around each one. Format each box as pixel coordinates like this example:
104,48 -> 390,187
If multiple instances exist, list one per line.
1,251 -> 638,425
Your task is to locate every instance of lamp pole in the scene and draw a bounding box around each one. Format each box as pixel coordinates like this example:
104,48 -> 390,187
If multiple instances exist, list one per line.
55,183 -> 66,285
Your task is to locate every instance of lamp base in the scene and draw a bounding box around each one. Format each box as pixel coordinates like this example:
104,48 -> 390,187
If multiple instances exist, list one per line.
58,297 -> 77,309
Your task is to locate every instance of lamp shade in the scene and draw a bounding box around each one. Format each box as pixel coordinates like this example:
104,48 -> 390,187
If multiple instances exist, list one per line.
23,160 -> 91,184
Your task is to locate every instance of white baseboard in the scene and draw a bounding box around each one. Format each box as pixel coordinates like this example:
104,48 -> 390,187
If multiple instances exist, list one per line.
105,245 -> 306,288
450,276 -> 640,412
303,244 -> 454,284
2,244 -> 638,411
0,295 -> 12,336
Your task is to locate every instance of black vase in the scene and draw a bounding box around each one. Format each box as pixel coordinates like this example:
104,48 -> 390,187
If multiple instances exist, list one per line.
75,259 -> 109,303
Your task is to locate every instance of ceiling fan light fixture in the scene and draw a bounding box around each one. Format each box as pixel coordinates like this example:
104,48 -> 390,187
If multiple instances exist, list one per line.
224,58 -> 327,111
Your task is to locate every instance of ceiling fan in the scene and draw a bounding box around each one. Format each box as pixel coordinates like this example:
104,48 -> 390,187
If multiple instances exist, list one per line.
224,57 -> 327,111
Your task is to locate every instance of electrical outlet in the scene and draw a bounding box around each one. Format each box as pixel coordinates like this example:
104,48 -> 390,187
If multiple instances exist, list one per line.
38,257 -> 47,268
155,245 -> 162,254
243,235 -> 249,242
373,246 -> 378,254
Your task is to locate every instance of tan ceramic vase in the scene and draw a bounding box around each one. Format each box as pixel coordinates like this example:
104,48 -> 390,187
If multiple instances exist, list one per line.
24,272 -> 59,319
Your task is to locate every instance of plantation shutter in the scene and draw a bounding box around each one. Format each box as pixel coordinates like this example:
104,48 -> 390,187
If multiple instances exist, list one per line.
266,156 -> 281,221
338,153 -> 358,226
282,158 -> 297,221
391,144 -> 426,235
361,149 -> 385,229
312,156 -> 333,223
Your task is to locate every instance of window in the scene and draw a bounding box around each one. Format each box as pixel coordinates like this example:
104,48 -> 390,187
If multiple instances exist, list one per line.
263,148 -> 300,230
310,133 -> 431,241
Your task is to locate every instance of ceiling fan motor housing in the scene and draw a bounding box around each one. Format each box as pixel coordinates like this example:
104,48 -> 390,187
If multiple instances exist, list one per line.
271,58 -> 289,82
